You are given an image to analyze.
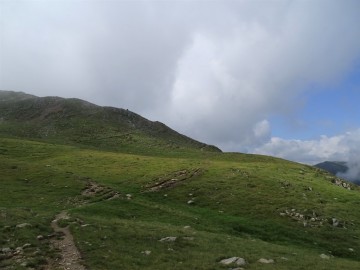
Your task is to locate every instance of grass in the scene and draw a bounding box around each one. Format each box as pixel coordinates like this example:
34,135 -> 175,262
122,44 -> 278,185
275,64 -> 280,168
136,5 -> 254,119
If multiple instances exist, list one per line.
1,137 -> 360,269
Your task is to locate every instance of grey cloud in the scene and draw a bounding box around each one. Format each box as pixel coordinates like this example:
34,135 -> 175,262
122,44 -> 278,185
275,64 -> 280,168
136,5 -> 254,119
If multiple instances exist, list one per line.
1,1 -> 360,152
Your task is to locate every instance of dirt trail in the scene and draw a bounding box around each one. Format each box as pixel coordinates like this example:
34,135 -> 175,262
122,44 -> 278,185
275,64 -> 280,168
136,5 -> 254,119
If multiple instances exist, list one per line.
47,211 -> 86,270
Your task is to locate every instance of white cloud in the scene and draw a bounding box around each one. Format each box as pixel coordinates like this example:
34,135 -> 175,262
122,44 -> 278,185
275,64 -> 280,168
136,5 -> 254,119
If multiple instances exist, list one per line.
255,129 -> 360,165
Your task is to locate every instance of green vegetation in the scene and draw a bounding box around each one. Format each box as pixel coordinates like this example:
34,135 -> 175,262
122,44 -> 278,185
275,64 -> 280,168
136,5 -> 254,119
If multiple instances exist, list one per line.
1,91 -> 360,269
1,137 -> 360,269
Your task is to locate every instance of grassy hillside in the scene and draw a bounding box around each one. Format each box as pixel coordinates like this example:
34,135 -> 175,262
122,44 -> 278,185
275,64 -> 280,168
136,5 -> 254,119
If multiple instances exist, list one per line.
1,91 -> 360,269
1,137 -> 360,269
0,90 -> 220,155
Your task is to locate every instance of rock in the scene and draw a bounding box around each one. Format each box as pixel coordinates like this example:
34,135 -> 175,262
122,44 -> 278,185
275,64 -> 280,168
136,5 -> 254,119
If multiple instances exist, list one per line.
349,248 -> 354,252
141,250 -> 151,255
37,235 -> 44,240
16,223 -> 31,228
235,257 -> 246,266
258,258 -> 274,264
320,254 -> 330,259
22,243 -> 31,249
126,194 -> 132,200
159,236 -> 177,242
1,247 -> 11,253
183,226 -> 191,229
219,257 -> 246,266
219,257 -> 238,265
187,200 -> 195,205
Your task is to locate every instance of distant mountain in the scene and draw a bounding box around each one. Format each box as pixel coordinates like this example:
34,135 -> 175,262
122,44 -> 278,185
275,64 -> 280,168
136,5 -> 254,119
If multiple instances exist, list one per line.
314,161 -> 348,175
0,90 -> 221,154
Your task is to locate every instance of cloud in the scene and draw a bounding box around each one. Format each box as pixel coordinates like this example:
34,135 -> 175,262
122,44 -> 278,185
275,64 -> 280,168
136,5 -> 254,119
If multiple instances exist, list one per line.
255,129 -> 360,164
255,129 -> 360,183
1,0 -> 360,154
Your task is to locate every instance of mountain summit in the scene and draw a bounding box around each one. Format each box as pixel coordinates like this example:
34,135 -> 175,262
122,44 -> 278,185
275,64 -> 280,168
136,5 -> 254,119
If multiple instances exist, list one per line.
0,90 -> 220,154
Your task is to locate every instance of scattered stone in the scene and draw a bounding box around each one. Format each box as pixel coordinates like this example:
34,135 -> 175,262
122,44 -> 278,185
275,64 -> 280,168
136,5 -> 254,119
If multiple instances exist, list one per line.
219,257 -> 246,266
183,225 -> 191,229
37,235 -> 44,240
320,254 -> 330,259
159,236 -> 177,242
187,200 -> 195,205
235,257 -> 246,266
1,247 -> 11,253
331,178 -> 351,190
16,223 -> 31,228
331,218 -> 339,227
348,248 -> 354,252
219,257 -> 238,265
22,243 -> 31,249
20,262 -> 27,267
281,257 -> 289,260
141,250 -> 151,255
126,194 -> 132,200
258,258 -> 274,264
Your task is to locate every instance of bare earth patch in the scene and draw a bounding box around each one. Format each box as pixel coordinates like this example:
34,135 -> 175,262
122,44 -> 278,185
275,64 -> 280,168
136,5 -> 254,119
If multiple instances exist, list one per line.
46,211 -> 86,270
145,168 -> 203,192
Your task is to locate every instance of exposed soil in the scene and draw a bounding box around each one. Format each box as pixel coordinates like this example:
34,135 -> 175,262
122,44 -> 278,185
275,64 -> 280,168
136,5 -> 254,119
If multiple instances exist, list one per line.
46,211 -> 86,270
146,168 -> 203,192
81,181 -> 120,200
45,180 -> 121,269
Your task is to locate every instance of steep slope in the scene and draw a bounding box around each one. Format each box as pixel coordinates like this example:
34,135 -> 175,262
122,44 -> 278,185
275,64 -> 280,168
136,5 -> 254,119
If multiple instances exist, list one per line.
0,90 -> 220,154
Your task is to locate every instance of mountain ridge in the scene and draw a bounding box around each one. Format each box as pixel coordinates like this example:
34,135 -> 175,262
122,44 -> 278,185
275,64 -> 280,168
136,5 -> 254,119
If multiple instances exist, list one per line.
0,90 -> 221,154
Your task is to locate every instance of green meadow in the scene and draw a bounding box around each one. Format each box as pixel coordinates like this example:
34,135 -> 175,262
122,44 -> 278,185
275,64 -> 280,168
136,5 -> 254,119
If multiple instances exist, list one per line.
1,137 -> 360,269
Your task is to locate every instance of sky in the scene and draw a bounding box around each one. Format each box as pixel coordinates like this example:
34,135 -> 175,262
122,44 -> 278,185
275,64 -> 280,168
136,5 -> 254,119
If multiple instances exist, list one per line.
1,0 -> 360,174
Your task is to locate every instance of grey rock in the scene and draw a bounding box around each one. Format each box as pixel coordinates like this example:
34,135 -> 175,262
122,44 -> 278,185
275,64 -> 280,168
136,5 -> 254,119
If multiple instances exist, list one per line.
22,243 -> 31,249
141,250 -> 151,255
159,236 -> 177,242
219,257 -> 246,266
16,223 -> 31,228
235,257 -> 246,266
1,247 -> 11,253
258,258 -> 274,264
219,257 -> 238,265
320,254 -> 330,259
